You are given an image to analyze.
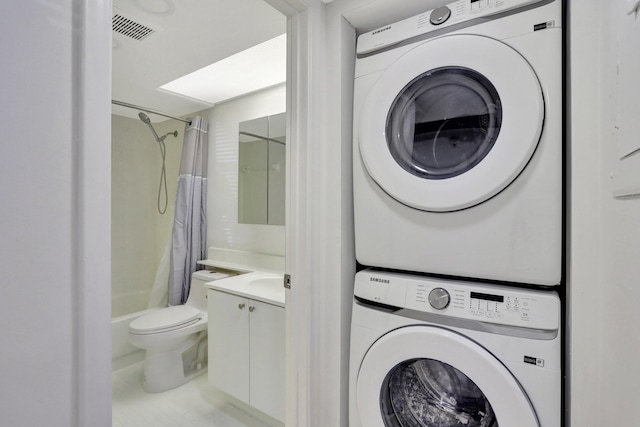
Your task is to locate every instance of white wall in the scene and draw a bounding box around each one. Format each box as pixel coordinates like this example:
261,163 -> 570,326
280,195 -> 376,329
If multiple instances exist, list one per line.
569,0 -> 640,424
0,1 -> 111,426
111,115 -> 183,316
203,84 -> 286,257
0,1 -> 75,423
567,1 -> 603,424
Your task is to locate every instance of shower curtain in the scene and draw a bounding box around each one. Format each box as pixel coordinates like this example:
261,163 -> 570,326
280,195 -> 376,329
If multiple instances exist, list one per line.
168,116 -> 208,305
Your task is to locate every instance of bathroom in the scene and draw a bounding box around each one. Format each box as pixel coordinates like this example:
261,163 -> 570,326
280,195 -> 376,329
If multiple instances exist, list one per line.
4,1 -> 640,426
112,89 -> 287,427
111,0 -> 287,424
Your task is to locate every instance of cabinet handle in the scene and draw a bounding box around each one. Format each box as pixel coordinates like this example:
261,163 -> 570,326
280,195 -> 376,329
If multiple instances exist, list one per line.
249,306 -> 255,312
238,303 -> 245,309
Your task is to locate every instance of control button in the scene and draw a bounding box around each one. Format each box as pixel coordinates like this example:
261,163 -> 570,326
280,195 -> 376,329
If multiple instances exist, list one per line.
428,287 -> 451,310
430,6 -> 451,25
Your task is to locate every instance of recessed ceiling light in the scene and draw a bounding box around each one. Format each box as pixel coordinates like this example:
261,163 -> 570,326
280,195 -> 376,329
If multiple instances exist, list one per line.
159,34 -> 287,106
132,0 -> 176,16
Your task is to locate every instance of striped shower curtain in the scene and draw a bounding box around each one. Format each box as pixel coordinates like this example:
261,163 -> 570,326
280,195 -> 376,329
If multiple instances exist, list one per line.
169,116 -> 208,305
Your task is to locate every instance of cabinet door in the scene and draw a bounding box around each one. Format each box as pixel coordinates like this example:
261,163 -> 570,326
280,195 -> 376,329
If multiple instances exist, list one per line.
249,300 -> 286,422
208,290 -> 250,403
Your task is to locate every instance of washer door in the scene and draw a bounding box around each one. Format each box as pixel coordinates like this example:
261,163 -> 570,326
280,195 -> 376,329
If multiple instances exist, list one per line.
359,35 -> 544,212
356,326 -> 539,427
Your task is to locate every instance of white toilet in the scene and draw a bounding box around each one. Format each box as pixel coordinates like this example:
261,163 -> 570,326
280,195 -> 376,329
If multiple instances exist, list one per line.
129,269 -> 230,393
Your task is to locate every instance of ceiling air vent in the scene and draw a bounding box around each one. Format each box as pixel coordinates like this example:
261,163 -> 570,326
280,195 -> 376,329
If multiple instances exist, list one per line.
112,13 -> 156,41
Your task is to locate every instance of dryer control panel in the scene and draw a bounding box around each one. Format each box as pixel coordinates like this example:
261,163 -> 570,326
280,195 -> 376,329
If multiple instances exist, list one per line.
355,269 -> 560,331
357,0 -> 552,55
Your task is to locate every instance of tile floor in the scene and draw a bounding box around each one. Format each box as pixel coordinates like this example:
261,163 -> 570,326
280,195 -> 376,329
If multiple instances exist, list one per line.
112,362 -> 274,427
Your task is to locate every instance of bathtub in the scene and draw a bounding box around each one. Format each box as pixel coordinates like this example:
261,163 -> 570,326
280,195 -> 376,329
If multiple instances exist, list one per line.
112,308 -> 160,371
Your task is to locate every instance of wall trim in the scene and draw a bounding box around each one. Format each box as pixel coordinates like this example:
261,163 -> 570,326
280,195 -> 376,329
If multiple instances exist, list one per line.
73,0 -> 113,425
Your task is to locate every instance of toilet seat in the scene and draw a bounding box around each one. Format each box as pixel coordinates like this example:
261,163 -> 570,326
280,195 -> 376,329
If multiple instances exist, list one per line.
130,305 -> 203,335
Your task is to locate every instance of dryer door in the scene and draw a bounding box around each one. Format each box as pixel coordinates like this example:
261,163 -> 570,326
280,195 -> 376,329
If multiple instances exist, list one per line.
356,326 -> 539,427
359,34 -> 544,212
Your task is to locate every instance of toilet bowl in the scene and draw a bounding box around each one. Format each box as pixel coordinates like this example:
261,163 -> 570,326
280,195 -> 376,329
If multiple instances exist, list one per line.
129,270 -> 230,393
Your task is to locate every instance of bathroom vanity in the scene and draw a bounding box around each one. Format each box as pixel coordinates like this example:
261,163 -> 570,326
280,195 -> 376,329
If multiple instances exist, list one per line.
200,251 -> 286,424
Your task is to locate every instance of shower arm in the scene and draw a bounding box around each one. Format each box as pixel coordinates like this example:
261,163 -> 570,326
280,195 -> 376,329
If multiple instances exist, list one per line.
147,123 -> 177,144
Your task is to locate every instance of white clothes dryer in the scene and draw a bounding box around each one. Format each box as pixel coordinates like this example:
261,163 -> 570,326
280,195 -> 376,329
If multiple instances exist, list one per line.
353,0 -> 563,286
349,269 -> 562,427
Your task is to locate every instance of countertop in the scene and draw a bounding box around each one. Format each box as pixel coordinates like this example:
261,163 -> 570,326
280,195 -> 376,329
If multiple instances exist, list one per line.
204,270 -> 286,308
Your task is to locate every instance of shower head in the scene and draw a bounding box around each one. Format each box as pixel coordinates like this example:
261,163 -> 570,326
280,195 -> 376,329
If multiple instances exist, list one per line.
139,111 -> 162,142
138,112 -> 151,124
138,111 -> 178,142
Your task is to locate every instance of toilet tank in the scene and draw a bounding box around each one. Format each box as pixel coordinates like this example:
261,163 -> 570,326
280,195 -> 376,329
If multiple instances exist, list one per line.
187,270 -> 230,311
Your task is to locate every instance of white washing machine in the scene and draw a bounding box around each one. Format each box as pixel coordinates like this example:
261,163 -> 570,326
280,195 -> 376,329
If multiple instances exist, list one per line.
349,269 -> 561,427
353,0 -> 563,286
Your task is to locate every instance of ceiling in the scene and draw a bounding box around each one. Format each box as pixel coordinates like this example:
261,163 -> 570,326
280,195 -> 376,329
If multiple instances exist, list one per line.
111,0 -> 286,122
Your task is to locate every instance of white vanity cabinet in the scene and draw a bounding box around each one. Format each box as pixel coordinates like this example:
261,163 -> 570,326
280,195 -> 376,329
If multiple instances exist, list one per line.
208,288 -> 285,423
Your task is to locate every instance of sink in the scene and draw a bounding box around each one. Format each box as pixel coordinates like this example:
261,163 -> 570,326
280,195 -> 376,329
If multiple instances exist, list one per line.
204,271 -> 286,307
248,275 -> 283,290
247,274 -> 285,299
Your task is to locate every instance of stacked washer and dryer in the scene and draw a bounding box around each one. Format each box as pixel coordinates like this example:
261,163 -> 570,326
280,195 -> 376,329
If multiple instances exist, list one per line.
350,1 -> 563,426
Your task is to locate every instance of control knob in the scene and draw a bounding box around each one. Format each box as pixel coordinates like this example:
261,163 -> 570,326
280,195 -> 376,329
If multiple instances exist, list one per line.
428,287 -> 450,310
430,6 -> 451,26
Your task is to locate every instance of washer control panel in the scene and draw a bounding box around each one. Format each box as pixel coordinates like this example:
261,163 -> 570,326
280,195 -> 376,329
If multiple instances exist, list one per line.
355,270 -> 559,330
357,0 -> 550,55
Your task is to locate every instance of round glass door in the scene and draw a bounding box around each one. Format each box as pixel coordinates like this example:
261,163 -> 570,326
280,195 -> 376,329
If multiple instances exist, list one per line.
358,34 -> 544,212
387,67 -> 502,180
381,358 -> 498,426
356,326 -> 539,427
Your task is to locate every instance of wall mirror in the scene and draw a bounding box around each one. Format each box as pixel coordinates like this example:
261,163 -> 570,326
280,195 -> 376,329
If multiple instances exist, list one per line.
238,112 -> 286,225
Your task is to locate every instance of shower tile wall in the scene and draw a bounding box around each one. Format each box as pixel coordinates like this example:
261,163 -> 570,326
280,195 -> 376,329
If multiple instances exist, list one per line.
111,115 -> 183,317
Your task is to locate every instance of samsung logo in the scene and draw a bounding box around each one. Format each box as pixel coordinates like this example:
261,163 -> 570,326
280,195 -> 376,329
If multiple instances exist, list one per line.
372,26 -> 391,35
370,277 -> 390,284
